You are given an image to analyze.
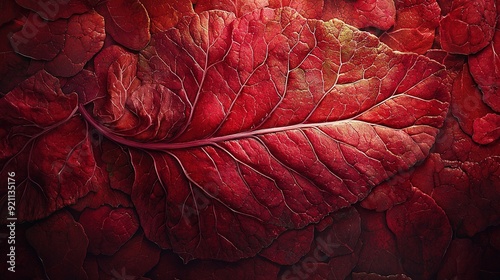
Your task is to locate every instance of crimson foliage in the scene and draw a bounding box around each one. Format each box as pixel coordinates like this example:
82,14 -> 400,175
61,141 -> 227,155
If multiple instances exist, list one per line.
1,0 -> 499,279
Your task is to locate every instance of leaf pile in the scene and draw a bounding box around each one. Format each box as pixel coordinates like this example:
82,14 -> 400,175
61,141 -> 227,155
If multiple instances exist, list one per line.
1,0 -> 499,279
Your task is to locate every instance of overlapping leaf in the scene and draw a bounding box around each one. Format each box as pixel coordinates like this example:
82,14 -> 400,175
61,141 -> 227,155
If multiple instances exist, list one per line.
379,0 -> 441,54
439,0 -> 496,54
0,70 -> 104,221
10,10 -> 105,77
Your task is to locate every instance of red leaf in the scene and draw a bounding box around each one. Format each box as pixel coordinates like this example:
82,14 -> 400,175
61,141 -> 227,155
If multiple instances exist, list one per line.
451,64 -> 494,137
424,49 -> 466,72
359,169 -> 414,212
269,0 -> 323,19
367,115 -> 500,240
0,21 -> 44,93
469,23 -> 500,112
356,208 -> 404,276
269,0 -> 397,30
386,189 -> 452,279
437,226 -> 500,279
10,12 -> 67,61
379,0 -> 441,54
69,137 -> 134,211
7,2 -> 498,278
15,0 -> 91,20
79,7 -> 450,262
357,188 -> 452,279
316,208 -> 362,278
282,249 -> 361,280
437,0 -> 453,15
259,225 -> 314,265
367,113 -> 500,239
279,207 -> 362,279
473,113 -> 500,144
321,0 -> 396,30
141,0 -> 195,33
195,0 -> 269,17
317,207 -> 361,258
435,110 -> 500,163
79,206 -> 139,255
26,210 -> 89,280
62,69 -> 101,105
430,117 -> 500,237
92,45 -> 130,103
95,52 -> 186,140
97,233 -> 161,278
44,10 -> 105,77
0,70 -> 102,221
98,139 -> 135,195
71,185 -> 133,212
96,0 -> 151,51
10,10 -> 106,77
439,0 -> 496,54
